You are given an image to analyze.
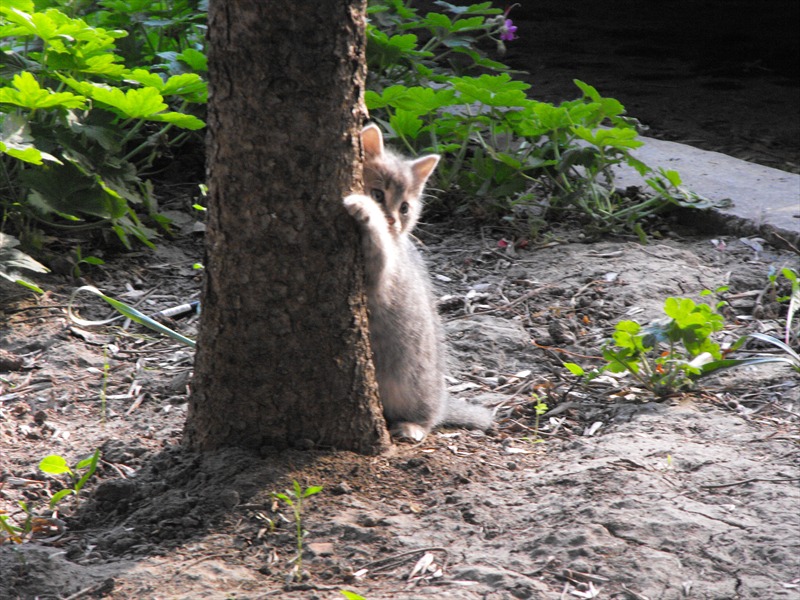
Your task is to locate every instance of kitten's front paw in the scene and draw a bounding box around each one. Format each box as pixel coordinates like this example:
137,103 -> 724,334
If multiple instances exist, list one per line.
343,194 -> 372,225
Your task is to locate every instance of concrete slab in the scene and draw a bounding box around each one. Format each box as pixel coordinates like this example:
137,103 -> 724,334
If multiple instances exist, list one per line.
611,136 -> 800,248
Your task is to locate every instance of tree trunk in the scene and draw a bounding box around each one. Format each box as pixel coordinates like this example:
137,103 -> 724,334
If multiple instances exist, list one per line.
185,0 -> 390,454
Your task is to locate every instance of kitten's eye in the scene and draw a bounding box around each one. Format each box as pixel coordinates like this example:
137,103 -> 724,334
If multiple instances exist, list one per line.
399,202 -> 409,215
370,189 -> 385,204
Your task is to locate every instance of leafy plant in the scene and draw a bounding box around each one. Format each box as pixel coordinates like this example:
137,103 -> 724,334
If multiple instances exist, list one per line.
0,1 -> 206,247
78,0 -> 208,72
367,0 -> 509,87
567,286 -> 800,396
272,481 -> 323,582
365,1 -> 720,237
566,295 -> 729,396
38,449 -> 101,508
0,449 -> 101,544
0,500 -> 50,544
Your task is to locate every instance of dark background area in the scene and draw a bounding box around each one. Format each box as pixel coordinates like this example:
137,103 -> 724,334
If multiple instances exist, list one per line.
501,0 -> 800,172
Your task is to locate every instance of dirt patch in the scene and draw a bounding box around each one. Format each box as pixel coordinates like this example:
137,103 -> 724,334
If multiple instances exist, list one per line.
1,209 -> 798,599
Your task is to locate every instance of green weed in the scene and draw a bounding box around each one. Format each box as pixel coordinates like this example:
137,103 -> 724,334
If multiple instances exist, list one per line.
523,393 -> 548,442
272,480 -> 323,582
38,449 -> 101,508
365,1 -> 722,237
1,449 -> 101,545
71,244 -> 105,279
0,1 -> 206,247
566,295 -> 728,396
567,285 -> 800,396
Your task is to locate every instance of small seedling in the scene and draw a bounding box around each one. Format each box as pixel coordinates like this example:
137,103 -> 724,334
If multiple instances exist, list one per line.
39,449 -> 101,509
524,393 -> 549,442
1,450 -> 101,544
71,246 -> 106,280
272,480 -> 323,581
0,500 -> 52,545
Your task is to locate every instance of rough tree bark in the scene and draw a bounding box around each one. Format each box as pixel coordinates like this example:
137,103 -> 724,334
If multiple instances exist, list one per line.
184,0 -> 391,454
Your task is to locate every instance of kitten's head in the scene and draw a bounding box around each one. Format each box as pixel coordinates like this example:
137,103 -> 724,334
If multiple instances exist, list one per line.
361,124 -> 439,236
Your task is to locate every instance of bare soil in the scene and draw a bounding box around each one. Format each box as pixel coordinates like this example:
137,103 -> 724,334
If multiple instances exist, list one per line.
1,209 -> 799,599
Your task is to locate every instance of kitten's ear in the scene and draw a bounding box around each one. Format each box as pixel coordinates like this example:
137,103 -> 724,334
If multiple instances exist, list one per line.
410,154 -> 440,186
361,124 -> 384,159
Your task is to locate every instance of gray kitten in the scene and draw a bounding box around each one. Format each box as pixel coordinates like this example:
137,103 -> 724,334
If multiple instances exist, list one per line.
344,124 -> 493,441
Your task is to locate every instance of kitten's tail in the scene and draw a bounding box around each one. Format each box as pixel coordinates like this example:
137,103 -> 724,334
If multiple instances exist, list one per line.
440,398 -> 493,431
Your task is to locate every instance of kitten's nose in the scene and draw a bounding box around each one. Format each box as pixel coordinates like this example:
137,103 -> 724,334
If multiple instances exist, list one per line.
387,216 -> 396,226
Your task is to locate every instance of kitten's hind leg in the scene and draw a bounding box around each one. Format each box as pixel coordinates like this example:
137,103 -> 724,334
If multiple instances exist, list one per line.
390,421 -> 429,443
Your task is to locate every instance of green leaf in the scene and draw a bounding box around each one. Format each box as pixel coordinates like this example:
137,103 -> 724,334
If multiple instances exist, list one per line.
563,362 -> 585,376
574,79 -> 601,102
148,111 -> 205,130
391,86 -> 457,113
11,278 -> 45,293
49,488 -> 76,508
124,68 -> 164,88
303,485 -> 323,498
572,126 -> 643,150
82,54 -> 127,77
386,33 -> 419,52
74,449 -> 101,492
0,72 -> 86,110
177,48 -> 207,72
366,85 -> 410,110
0,141 -> 41,164
602,347 -> 639,374
159,73 -> 207,99
423,12 -> 453,31
88,85 -> 167,119
451,17 -> 486,31
1,112 -> 61,165
21,162 -> 127,221
69,285 -> 196,348
74,449 -> 100,471
39,455 -> 72,475
390,109 -> 423,139
453,74 -> 531,107
662,169 -> 682,187
274,492 -> 292,505
1,1 -> 34,12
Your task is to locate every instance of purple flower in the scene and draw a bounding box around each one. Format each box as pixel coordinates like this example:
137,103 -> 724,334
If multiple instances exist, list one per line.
500,18 -> 518,41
